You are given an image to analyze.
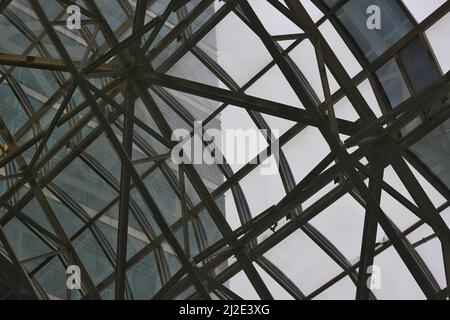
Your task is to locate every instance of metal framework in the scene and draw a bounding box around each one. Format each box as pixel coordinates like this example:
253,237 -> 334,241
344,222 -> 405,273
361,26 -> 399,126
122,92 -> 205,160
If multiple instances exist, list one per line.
0,0 -> 449,300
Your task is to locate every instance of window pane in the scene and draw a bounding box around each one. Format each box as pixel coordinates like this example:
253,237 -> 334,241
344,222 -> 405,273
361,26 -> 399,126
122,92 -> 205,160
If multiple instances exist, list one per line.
399,38 -> 440,92
336,0 -> 413,61
410,119 -> 450,190
323,0 -> 340,8
376,58 -> 411,108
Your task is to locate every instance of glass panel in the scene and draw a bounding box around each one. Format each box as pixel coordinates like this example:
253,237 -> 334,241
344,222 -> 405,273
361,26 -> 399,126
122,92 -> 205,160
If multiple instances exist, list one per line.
0,84 -> 28,135
410,118 -> 450,190
264,229 -> 342,296
323,0 -> 340,8
52,158 -> 117,212
309,194 -> 365,261
0,0 -> 448,300
143,168 -> 181,225
376,58 -> 411,108
0,14 -> 30,54
319,20 -> 362,77
336,0 -> 414,61
399,38 -> 440,92
34,258 -> 68,299
211,12 -> 273,86
425,11 -> 450,73
3,218 -> 52,261
373,247 -> 426,300
416,238 -> 447,289
402,0 -> 446,23
74,230 -> 114,284
126,252 -> 162,299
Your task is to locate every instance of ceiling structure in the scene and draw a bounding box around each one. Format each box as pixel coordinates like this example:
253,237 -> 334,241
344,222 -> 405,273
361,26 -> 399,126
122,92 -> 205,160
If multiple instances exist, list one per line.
0,0 -> 449,300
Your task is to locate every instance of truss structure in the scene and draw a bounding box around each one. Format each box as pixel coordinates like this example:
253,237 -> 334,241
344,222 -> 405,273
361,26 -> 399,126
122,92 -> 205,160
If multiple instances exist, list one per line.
0,0 -> 449,300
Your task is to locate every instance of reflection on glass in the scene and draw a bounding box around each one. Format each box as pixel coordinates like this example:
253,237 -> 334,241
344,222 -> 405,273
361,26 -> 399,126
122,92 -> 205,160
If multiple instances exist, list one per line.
323,0 -> 340,8
410,119 -> 450,190
399,38 -> 440,92
336,0 -> 413,61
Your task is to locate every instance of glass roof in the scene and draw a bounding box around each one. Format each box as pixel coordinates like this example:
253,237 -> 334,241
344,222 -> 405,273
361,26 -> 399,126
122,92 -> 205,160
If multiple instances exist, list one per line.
0,0 -> 449,300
